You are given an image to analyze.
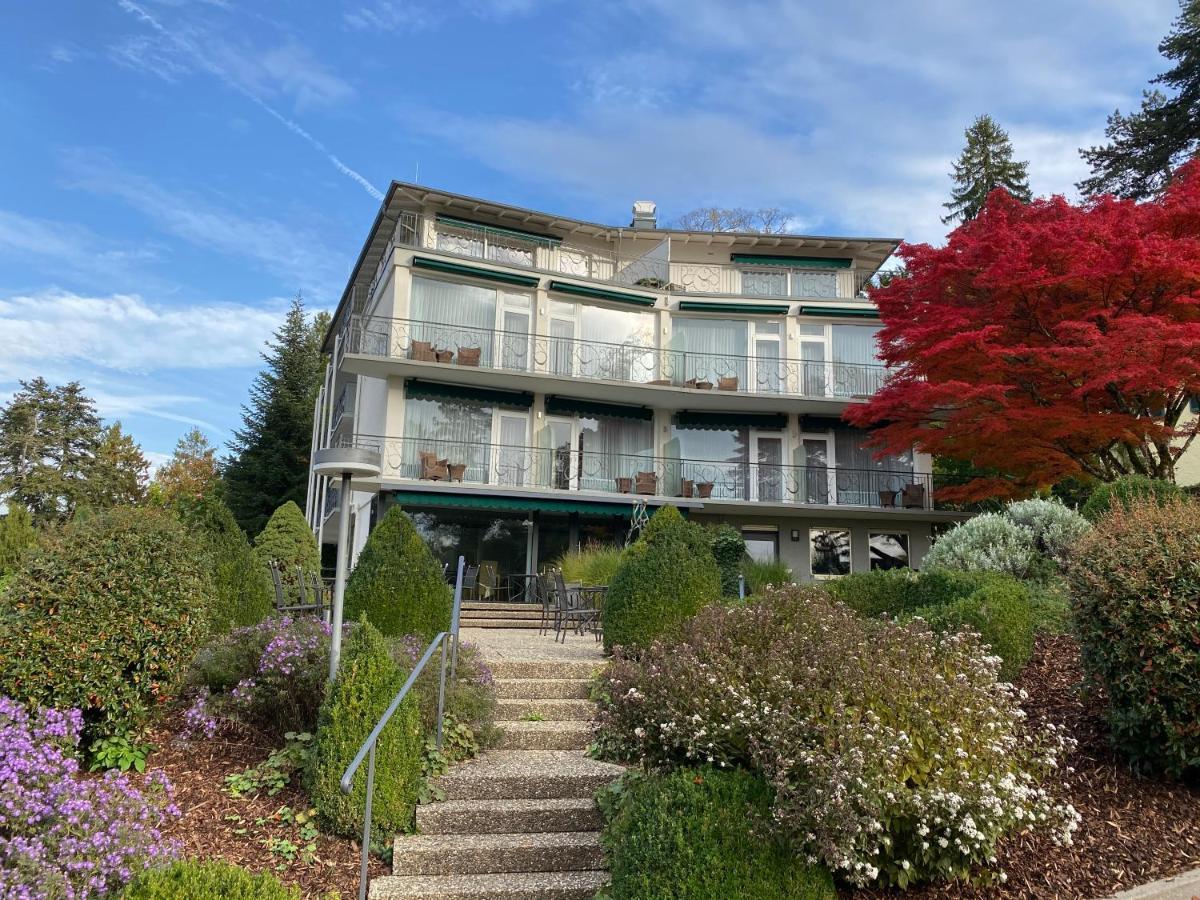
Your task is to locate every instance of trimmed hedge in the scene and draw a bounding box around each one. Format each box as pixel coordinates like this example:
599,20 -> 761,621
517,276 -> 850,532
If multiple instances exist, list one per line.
826,568 -> 1004,619
603,506 -> 721,652
180,492 -> 273,632
710,525 -> 746,598
1081,475 -> 1184,522
309,621 -> 423,837
918,578 -> 1035,680
253,501 -> 320,585
600,768 -> 835,900
343,506 -> 452,641
121,861 -> 300,899
1068,497 -> 1200,776
0,507 -> 212,740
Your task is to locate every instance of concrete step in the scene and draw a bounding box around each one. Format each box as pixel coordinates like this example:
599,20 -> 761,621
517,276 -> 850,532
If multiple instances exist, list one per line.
392,831 -> 604,876
461,602 -> 542,613
496,720 -> 593,751
495,678 -> 591,700
416,798 -> 602,834
433,751 -> 623,801
458,618 -> 545,629
488,659 -> 603,681
461,609 -> 542,620
370,870 -> 609,899
494,699 -> 594,722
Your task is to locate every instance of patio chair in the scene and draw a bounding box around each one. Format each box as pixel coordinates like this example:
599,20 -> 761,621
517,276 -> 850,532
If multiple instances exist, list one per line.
419,450 -> 450,481
478,561 -> 499,601
553,571 -> 599,643
635,471 -> 657,495
462,564 -> 480,601
267,560 -> 286,609
678,478 -> 694,498
717,376 -> 739,391
457,346 -> 481,366
411,340 -> 436,362
903,483 -> 926,509
537,573 -> 558,636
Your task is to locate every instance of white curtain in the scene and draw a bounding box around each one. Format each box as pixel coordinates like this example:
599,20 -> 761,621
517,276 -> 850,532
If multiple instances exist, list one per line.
579,306 -> 656,382
831,324 -> 883,397
834,427 -> 912,505
402,397 -> 493,482
578,416 -> 653,491
410,277 -> 498,365
673,319 -> 749,387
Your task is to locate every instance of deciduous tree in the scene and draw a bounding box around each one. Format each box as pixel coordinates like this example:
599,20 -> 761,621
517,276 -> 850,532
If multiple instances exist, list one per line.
674,207 -> 792,233
154,427 -> 219,506
847,161 -> 1200,500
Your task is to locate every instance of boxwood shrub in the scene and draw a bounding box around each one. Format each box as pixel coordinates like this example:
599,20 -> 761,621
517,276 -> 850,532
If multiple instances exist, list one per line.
917,578 -> 1035,680
600,768 -> 835,900
1080,474 -> 1184,522
1068,496 -> 1200,776
0,507 -> 213,741
253,501 -> 320,586
121,861 -> 300,899
603,506 -> 721,652
309,621 -> 423,837
179,492 -> 273,633
343,506 -> 451,641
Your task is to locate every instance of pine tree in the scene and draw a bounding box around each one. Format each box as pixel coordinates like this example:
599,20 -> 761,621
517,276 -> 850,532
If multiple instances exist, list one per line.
154,427 -> 219,506
942,115 -> 1033,225
86,422 -> 150,508
1079,1 -> 1200,199
224,296 -> 330,535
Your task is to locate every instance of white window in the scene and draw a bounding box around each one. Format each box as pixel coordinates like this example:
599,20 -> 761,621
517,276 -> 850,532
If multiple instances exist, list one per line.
743,528 -> 778,562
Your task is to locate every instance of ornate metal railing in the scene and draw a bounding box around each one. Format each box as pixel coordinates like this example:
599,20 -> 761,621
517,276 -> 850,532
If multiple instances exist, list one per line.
344,434 -> 944,510
340,315 -> 889,399
331,383 -> 355,432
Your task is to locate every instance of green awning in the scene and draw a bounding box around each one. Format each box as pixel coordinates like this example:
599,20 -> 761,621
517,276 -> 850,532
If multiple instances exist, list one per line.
548,281 -> 656,307
799,305 -> 880,320
435,215 -> 561,247
390,491 -> 634,517
731,254 -> 852,269
406,379 -> 533,408
675,410 -> 788,430
677,300 -> 789,315
412,256 -> 540,288
545,396 -> 653,421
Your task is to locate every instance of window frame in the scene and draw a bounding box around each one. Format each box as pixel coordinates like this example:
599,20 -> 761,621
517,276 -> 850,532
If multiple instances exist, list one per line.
809,526 -> 852,579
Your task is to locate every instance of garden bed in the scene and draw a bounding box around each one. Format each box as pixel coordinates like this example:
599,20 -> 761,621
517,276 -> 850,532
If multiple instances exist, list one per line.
143,710 -> 386,899
852,634 -> 1200,899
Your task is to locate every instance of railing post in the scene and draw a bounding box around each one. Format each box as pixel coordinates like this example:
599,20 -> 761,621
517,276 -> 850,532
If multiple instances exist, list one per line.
436,638 -> 448,753
358,742 -> 376,900
450,555 -> 465,679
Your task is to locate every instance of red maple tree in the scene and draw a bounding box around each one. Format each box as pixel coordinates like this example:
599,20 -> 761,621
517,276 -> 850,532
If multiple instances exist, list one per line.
846,161 -> 1200,501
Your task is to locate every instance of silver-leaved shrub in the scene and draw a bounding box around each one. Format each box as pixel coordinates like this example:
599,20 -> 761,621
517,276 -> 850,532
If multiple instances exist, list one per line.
594,586 -> 1079,888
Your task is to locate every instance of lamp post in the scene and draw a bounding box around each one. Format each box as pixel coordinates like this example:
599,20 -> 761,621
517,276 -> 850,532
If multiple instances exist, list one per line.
312,446 -> 382,682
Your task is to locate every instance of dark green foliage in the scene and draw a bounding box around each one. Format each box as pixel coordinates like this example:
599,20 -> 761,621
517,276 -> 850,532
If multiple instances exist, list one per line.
253,501 -> 320,586
1027,579 -> 1073,635
343,506 -> 451,641
826,568 -> 1005,619
942,114 -> 1032,224
0,507 -> 213,740
0,503 -> 37,577
918,579 -> 1035,680
1081,474 -> 1183,522
603,506 -> 722,652
310,621 -> 423,837
709,525 -> 746,598
600,768 -> 835,900
121,860 -> 300,899
224,298 -> 330,536
1068,497 -> 1200,776
180,490 -> 273,632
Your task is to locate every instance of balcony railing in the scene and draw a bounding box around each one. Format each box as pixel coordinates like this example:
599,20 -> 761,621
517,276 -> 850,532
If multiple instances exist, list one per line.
344,434 -> 946,511
341,315 -> 889,400
375,212 -> 876,300
331,383 -> 356,432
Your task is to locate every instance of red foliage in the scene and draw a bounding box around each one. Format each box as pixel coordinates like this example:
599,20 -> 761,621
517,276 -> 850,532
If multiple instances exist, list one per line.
847,161 -> 1200,500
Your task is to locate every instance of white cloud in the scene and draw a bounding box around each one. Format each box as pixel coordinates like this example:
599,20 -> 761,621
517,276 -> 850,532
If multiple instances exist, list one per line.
0,209 -> 162,283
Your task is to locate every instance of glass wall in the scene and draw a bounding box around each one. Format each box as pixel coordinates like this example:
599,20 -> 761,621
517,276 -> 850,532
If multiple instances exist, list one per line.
831,324 -> 884,396
671,425 -> 748,499
409,507 -> 529,597
402,396 -> 529,486
409,276 -> 532,370
833,427 -> 913,506
672,318 -> 749,388
576,415 -> 655,493
547,300 -> 656,382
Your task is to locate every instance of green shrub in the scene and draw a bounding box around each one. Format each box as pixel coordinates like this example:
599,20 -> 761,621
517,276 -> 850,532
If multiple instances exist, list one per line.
603,506 -> 721,652
343,506 -> 452,641
391,634 -> 498,747
310,621 -> 423,837
1027,578 -> 1072,635
1081,474 -> 1184,522
1068,497 -> 1200,776
741,557 -> 793,595
923,512 -> 1038,578
1004,498 -> 1091,565
121,860 -> 300,899
180,491 -> 273,632
826,568 -> 1007,619
917,578 -> 1035,680
600,768 -> 835,900
0,502 -> 37,578
253,501 -> 320,587
710,525 -> 746,598
556,542 -> 624,586
0,507 -> 213,740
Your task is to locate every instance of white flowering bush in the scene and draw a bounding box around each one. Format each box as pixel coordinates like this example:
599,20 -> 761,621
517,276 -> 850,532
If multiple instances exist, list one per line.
922,513 -> 1039,578
594,586 -> 1079,888
1003,498 -> 1090,566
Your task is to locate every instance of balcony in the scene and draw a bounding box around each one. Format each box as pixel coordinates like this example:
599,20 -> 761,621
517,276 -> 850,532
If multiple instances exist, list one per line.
338,315 -> 889,403
344,434 -> 953,513
370,212 -> 877,302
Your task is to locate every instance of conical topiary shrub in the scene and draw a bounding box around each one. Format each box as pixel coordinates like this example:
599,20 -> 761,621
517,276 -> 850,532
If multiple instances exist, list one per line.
603,505 -> 721,652
343,505 -> 452,642
253,500 -> 320,588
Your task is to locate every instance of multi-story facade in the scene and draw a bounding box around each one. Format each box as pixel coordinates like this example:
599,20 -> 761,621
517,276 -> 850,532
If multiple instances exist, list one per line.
306,184 -> 969,587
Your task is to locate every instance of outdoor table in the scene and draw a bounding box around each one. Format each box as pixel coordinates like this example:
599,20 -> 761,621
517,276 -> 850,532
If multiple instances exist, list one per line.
505,572 -> 541,604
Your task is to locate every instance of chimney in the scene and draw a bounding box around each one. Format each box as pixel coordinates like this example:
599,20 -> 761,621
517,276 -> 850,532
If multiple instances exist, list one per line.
630,200 -> 657,229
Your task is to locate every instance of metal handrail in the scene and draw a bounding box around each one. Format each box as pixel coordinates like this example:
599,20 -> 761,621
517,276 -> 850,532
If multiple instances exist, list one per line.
340,556 -> 466,900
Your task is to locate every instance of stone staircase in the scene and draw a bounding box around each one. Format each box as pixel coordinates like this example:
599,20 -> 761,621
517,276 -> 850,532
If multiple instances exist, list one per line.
459,601 -> 544,630
371,648 -> 621,899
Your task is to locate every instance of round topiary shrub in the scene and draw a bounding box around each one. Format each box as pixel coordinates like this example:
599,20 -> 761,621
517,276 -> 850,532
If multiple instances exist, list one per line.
600,768 -> 835,900
1068,496 -> 1200,776
253,501 -> 320,586
921,512 -> 1038,578
0,507 -> 213,740
343,506 -> 452,641
121,860 -> 300,899
309,620 -> 423,837
1080,474 -> 1184,523
603,506 -> 721,652
180,492 -> 273,632
917,578 -> 1035,680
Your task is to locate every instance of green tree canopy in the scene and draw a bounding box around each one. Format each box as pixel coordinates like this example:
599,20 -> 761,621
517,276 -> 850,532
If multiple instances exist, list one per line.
942,115 -> 1032,225
0,503 -> 37,578
86,422 -> 149,508
224,296 -> 330,535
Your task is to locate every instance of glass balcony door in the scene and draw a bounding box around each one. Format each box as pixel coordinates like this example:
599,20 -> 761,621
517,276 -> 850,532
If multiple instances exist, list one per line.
493,410 -> 529,487
545,416 -> 579,491
801,434 -> 834,505
750,430 -> 784,502
751,321 -> 783,393
547,300 -> 578,377
497,292 -> 532,372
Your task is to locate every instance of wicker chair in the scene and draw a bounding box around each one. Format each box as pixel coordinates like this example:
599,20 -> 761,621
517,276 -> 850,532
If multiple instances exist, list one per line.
902,483 -> 927,509
411,340 -> 435,362
457,347 -> 481,366
419,451 -> 449,481
635,471 -> 658,495
717,376 -> 739,391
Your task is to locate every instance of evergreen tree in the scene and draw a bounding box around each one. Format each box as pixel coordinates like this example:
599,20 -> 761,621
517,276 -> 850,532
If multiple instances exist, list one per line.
942,115 -> 1032,225
87,422 -> 150,508
224,296 -> 330,535
0,503 -> 37,578
154,427 -> 219,506
253,500 -> 321,587
1079,1 -> 1200,200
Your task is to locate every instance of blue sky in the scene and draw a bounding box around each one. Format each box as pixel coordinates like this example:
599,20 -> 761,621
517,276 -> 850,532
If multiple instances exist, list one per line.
0,0 -> 1180,467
